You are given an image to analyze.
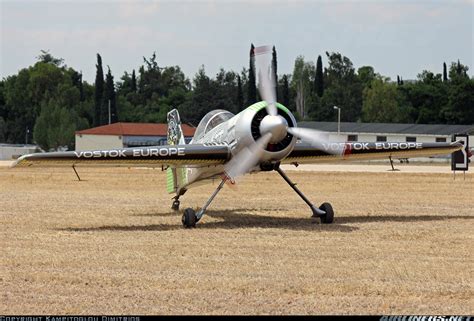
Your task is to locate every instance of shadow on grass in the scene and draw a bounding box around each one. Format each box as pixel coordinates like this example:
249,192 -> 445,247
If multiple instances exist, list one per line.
59,209 -> 357,233
58,210 -> 473,233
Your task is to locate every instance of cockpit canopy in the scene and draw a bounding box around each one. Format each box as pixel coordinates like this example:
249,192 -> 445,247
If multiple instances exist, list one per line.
192,109 -> 235,142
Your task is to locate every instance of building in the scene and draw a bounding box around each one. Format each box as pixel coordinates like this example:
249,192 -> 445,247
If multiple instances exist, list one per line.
298,122 -> 474,145
0,144 -> 40,160
75,122 -> 196,151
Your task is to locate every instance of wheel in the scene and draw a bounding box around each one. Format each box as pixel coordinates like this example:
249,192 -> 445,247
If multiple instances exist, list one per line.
319,202 -> 334,224
171,200 -> 180,211
182,208 -> 197,228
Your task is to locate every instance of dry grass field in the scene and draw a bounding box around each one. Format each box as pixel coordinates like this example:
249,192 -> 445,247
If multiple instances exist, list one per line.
1,165 -> 473,315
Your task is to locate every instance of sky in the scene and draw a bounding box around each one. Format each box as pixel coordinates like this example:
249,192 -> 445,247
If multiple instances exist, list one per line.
1,0 -> 473,84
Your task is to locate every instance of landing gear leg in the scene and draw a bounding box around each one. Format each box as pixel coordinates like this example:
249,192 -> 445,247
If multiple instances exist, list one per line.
182,177 -> 227,228
388,156 -> 400,171
275,165 -> 334,224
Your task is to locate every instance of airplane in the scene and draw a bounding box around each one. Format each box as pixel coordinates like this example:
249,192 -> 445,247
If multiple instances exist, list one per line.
12,45 -> 465,228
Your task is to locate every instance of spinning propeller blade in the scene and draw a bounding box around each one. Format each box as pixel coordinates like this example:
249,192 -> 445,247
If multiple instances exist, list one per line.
224,133 -> 273,180
254,45 -> 277,116
287,127 -> 345,156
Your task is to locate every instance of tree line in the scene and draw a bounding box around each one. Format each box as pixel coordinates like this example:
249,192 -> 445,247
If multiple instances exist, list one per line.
0,46 -> 473,151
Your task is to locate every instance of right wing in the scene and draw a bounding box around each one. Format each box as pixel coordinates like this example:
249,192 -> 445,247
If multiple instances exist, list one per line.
283,141 -> 463,164
12,144 -> 230,168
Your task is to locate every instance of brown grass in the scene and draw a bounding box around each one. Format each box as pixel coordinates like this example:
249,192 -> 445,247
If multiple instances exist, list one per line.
1,166 -> 473,315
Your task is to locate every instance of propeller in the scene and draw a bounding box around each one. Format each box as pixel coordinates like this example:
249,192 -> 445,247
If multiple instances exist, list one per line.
254,45 -> 277,116
224,133 -> 273,181
224,45 -> 344,182
287,127 -> 345,156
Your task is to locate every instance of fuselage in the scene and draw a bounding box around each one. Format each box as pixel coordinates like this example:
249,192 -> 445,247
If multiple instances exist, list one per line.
180,102 -> 297,191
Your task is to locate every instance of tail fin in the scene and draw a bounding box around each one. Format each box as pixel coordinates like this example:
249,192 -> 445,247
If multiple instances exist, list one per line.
166,109 -> 187,194
167,108 -> 186,145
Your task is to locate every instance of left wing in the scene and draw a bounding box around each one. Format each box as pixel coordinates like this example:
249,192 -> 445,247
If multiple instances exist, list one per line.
12,144 -> 230,168
282,141 -> 463,164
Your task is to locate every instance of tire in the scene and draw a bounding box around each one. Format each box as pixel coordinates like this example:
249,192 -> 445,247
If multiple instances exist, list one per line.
171,200 -> 180,211
319,202 -> 334,224
182,208 -> 197,228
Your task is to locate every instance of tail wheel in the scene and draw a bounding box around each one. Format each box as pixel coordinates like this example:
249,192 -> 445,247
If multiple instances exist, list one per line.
171,200 -> 180,211
319,202 -> 334,224
182,208 -> 197,228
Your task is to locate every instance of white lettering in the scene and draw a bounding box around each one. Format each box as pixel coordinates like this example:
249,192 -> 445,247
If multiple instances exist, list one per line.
150,148 -> 159,156
159,148 -> 168,156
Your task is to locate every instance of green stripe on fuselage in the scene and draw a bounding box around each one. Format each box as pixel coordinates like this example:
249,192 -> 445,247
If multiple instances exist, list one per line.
246,101 -> 291,115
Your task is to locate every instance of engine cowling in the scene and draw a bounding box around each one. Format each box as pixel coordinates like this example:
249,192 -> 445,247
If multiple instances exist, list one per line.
234,101 -> 297,162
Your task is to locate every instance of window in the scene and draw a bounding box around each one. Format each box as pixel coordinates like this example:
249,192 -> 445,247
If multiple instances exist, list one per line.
436,137 -> 447,143
406,136 -> 416,142
347,135 -> 358,142
376,136 -> 387,142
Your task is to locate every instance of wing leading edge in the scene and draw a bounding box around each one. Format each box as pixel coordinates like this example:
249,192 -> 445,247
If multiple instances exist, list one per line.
12,144 -> 231,168
283,141 -> 463,164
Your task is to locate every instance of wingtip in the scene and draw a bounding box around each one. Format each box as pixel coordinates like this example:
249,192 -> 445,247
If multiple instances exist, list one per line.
10,154 -> 30,168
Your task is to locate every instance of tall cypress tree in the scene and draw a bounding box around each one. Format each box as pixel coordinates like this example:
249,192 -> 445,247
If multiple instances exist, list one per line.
131,69 -> 137,92
271,46 -> 278,101
78,72 -> 84,101
281,75 -> 290,108
315,55 -> 324,97
443,62 -> 448,82
103,67 -> 117,124
247,44 -> 257,106
94,54 -> 104,126
236,75 -> 244,111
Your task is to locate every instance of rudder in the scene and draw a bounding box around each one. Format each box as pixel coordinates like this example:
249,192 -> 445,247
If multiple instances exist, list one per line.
166,109 -> 187,194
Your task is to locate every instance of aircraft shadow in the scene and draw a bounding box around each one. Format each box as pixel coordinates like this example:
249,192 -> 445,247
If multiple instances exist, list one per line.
59,210 -> 473,233
59,209 -> 357,233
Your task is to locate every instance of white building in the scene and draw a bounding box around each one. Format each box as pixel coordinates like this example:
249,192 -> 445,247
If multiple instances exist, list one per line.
0,144 -> 40,160
75,122 -> 195,151
299,122 -> 474,145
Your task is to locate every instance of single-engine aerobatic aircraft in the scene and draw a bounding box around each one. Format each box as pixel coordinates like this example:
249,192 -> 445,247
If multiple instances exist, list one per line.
13,46 -> 464,228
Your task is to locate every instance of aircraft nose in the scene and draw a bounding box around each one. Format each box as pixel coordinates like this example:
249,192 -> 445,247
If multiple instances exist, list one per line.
259,115 -> 288,144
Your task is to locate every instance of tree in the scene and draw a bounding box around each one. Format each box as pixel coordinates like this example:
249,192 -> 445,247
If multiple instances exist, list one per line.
103,67 -> 117,124
94,54 -> 104,126
247,44 -> 257,105
236,75 -> 244,111
449,60 -> 469,80
131,69 -> 137,92
442,60 -> 474,124
181,66 -> 214,126
34,98 -> 76,151
272,46 -> 278,101
443,62 -> 448,82
36,50 -> 64,66
291,56 -> 315,118
319,52 -> 363,122
280,75 -> 290,109
362,77 -> 407,123
314,55 -> 324,97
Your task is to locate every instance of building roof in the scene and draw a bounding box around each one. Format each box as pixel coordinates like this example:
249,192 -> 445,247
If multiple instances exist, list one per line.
76,122 -> 196,137
298,121 -> 474,136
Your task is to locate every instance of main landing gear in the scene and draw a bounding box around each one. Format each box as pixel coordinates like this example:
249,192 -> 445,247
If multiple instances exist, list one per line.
181,177 -> 227,228
274,164 -> 334,224
179,163 -> 334,228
